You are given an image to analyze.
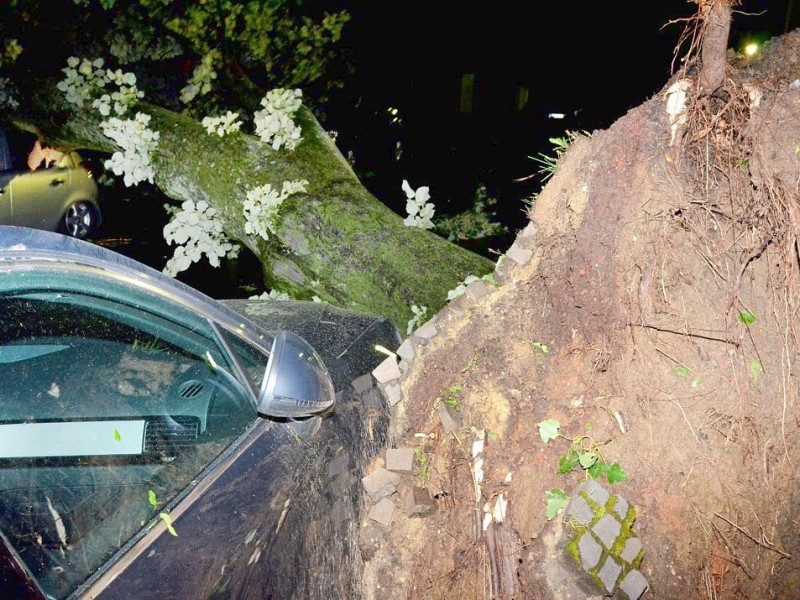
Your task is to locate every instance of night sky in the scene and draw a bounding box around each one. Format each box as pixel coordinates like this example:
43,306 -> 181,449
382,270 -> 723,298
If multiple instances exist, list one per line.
323,0 -> 795,242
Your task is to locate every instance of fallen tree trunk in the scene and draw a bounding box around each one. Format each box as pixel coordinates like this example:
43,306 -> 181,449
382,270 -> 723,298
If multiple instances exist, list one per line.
8,82 -> 494,328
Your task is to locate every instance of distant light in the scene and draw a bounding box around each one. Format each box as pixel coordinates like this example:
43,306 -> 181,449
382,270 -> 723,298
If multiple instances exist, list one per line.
387,106 -> 401,125
743,42 -> 759,57
547,113 -> 565,120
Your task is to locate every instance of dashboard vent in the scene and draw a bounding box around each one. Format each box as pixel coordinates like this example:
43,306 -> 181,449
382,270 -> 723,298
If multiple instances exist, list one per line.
144,416 -> 200,455
178,380 -> 206,399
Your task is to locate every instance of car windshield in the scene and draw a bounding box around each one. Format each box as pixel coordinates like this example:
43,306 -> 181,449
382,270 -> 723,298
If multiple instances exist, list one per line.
0,267 -> 261,598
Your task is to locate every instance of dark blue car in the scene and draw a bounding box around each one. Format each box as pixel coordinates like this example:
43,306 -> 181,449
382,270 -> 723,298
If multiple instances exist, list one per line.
0,226 -> 401,599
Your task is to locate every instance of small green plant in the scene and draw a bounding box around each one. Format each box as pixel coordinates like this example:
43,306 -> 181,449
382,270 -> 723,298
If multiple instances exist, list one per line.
537,418 -> 628,484
407,304 -> 428,335
737,310 -> 757,325
431,385 -> 463,417
460,355 -> 477,373
414,447 -> 430,479
673,365 -> 691,377
440,385 -> 462,410
522,192 -> 538,215
435,184 -> 509,242
529,130 -> 589,182
528,340 -> 549,354
546,488 -> 568,520
672,365 -> 701,388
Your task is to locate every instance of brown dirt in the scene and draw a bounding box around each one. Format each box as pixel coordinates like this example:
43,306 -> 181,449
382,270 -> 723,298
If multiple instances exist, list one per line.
361,27 -> 800,600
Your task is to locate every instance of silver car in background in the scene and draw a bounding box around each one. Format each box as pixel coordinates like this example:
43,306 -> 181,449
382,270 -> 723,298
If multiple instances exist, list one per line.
0,127 -> 101,239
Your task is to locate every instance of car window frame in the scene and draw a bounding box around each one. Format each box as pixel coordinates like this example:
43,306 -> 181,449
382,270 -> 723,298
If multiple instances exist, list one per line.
0,259 -> 273,401
0,262 -> 277,598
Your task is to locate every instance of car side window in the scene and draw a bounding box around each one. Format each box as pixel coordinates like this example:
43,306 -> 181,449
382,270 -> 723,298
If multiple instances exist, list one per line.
0,278 -> 259,599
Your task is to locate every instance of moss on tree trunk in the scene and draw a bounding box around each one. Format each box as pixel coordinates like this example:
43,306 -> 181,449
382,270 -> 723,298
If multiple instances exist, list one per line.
9,86 -> 494,328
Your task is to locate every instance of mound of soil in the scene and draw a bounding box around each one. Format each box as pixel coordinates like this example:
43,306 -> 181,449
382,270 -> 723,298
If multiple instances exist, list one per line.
361,27 -> 800,599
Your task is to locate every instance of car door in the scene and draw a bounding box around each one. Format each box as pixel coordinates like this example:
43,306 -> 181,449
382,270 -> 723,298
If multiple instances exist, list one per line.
0,170 -> 14,225
0,129 -> 15,225
6,159 -> 74,231
0,266 -> 264,599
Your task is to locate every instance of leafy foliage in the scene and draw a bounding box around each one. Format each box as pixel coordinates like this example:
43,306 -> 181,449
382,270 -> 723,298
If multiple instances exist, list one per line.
529,130 -> 590,182
538,418 -> 629,486
537,418 -> 560,443
434,184 -> 508,242
546,488 -> 568,520
737,310 -> 757,325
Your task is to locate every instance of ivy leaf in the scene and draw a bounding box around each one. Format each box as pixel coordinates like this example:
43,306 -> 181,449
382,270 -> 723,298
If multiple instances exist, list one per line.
604,462 -> 630,484
537,419 -> 560,443
148,490 -> 157,507
587,460 -> 605,480
737,310 -> 757,325
557,449 -> 580,474
578,451 -> 598,469
159,513 -> 178,537
546,488 -> 568,520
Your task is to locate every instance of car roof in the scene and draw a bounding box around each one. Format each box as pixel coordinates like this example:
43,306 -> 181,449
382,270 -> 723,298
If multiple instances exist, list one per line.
0,225 -> 274,352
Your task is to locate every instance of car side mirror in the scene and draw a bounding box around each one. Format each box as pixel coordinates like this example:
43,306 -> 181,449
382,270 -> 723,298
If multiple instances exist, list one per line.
257,330 -> 336,418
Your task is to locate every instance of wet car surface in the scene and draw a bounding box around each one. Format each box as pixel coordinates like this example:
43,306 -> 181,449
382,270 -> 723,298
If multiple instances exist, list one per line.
0,226 -> 401,599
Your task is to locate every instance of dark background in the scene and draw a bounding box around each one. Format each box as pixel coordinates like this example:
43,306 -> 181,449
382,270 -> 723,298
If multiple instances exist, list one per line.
326,1 -> 794,230
95,0 -> 796,296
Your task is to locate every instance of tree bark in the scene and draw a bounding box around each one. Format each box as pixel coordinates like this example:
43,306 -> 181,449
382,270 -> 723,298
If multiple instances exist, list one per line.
8,81 -> 494,328
698,0 -> 732,95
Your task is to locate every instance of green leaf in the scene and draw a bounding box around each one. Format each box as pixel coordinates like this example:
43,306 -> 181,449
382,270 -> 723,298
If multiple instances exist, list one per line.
673,365 -> 690,378
537,419 -> 560,443
587,460 -> 605,480
737,310 -> 757,325
691,377 -> 702,388
749,359 -> 763,384
487,431 -> 499,440
557,450 -> 580,474
605,462 -> 630,484
148,490 -> 157,507
159,513 -> 178,537
546,488 -> 568,520
114,428 -> 121,442
578,451 -> 598,469
294,434 -> 303,442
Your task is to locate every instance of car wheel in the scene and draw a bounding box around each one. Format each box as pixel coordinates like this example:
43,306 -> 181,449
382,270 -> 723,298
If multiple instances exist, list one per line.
62,201 -> 97,239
